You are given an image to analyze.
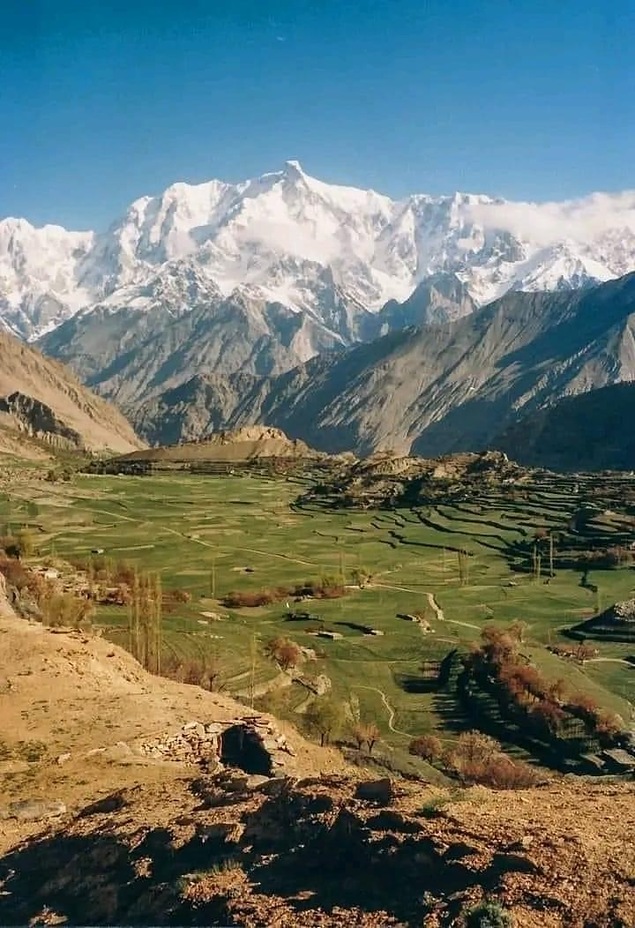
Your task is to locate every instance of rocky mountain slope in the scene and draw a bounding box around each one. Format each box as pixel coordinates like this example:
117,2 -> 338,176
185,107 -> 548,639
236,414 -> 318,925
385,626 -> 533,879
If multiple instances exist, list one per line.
0,330 -> 143,455
493,381 -> 635,472
40,277 -> 349,408
5,162 -> 635,347
133,274 -> 635,455
0,581 -> 633,927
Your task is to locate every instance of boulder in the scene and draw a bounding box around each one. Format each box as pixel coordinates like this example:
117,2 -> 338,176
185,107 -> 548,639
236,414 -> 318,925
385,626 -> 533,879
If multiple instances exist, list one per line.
355,778 -> 393,805
3,799 -> 67,822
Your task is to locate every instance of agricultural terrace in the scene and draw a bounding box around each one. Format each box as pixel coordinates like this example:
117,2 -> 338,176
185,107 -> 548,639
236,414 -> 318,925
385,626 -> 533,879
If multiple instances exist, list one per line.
1,468 -> 634,773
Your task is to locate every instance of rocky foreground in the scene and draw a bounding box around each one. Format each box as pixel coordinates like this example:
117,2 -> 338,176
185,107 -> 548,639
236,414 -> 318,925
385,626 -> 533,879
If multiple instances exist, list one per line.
1,768 -> 633,927
0,581 -> 633,927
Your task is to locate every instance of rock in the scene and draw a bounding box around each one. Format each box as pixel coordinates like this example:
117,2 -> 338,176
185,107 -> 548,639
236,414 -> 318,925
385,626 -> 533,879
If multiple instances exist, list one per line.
355,778 -> 393,805
492,851 -> 542,875
56,753 -> 72,766
443,840 -> 482,860
5,799 -> 66,822
366,810 -> 423,834
197,822 -> 243,843
79,793 -> 126,817
245,774 -> 271,790
218,773 -> 251,793
508,834 -> 534,851
103,741 -> 133,761
256,776 -> 296,796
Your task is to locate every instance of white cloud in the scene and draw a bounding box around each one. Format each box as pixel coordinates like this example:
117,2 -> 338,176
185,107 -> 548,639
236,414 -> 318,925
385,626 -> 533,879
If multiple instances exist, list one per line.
466,190 -> 635,244
236,219 -> 340,263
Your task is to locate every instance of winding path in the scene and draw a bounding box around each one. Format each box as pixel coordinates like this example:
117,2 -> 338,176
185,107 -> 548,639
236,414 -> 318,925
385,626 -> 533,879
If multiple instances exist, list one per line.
354,684 -> 411,736
373,582 -> 480,631
586,657 -> 634,666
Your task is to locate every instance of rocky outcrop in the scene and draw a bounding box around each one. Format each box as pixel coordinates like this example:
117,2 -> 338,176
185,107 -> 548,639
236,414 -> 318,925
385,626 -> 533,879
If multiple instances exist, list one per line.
570,598 -> 635,643
0,392 -> 82,449
0,774 -> 633,927
0,329 -> 143,454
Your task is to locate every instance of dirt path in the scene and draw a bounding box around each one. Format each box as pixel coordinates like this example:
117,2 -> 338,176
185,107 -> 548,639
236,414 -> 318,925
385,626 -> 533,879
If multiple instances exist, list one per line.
373,583 -> 480,631
354,684 -> 410,737
586,657 -> 634,666
161,525 -> 316,568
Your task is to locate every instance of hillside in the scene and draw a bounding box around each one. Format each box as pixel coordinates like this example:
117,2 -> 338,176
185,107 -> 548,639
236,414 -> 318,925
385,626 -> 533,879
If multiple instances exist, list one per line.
493,382 -> 635,472
0,578 -> 633,927
0,330 -> 143,456
118,426 -> 319,464
0,576 -> 346,816
132,274 -> 635,456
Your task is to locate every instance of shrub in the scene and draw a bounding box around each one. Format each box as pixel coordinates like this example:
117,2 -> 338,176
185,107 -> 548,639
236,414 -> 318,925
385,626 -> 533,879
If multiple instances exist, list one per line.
38,586 -> 95,629
464,900 -> 513,928
459,756 -> 541,789
222,590 -> 276,608
265,636 -> 302,671
452,731 -> 499,764
0,555 -> 30,589
444,731 -> 541,788
168,588 -> 191,603
0,535 -> 22,559
409,734 -> 443,762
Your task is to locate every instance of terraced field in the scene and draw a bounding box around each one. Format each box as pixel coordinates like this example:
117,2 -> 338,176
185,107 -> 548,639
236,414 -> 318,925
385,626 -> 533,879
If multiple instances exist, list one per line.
2,469 -> 634,770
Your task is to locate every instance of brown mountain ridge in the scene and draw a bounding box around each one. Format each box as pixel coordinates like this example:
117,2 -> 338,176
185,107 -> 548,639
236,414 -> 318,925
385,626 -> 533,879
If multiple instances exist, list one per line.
0,330 -> 143,457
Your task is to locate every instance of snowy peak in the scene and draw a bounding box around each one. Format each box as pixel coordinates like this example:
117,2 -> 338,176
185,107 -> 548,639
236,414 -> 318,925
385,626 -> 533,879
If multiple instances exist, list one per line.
3,166 -> 635,340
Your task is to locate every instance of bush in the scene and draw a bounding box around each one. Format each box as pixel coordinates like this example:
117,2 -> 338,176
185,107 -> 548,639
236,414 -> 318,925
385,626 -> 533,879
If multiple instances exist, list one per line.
223,578 -> 348,608
409,734 -> 443,762
464,900 -> 513,928
38,586 -> 95,629
445,731 -> 541,789
222,589 -> 276,608
0,535 -> 22,559
0,555 -> 31,589
265,636 -> 302,671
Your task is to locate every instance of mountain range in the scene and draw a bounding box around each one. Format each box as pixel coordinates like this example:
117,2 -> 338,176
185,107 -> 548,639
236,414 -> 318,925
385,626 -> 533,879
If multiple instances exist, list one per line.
4,162 -> 635,349
132,274 -> 635,456
3,163 -> 635,465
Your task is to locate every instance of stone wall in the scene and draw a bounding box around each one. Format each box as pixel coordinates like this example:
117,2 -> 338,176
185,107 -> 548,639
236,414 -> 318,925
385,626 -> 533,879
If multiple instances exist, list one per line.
136,716 -> 296,775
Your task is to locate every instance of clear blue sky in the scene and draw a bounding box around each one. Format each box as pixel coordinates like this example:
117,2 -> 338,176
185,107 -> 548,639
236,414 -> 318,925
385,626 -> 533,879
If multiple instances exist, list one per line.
3,0 -> 634,230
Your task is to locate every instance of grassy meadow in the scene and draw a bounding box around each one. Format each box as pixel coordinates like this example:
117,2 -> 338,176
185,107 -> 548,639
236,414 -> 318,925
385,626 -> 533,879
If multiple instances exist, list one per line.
2,470 -> 634,767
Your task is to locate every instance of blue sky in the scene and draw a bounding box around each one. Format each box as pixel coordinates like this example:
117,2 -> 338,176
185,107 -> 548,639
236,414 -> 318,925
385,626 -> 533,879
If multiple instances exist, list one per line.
2,0 -> 634,229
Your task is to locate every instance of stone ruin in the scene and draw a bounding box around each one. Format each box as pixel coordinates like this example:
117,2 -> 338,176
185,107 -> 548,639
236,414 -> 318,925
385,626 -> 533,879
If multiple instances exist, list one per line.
137,716 -> 297,776
609,599 -> 635,625
570,597 -> 635,643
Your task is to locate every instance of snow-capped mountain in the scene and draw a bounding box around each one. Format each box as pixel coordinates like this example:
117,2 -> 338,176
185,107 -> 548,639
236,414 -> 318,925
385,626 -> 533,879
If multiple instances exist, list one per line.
3,161 -> 635,341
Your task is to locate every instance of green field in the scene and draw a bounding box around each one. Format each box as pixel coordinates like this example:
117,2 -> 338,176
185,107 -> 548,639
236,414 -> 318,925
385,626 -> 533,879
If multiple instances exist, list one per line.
2,470 -> 634,768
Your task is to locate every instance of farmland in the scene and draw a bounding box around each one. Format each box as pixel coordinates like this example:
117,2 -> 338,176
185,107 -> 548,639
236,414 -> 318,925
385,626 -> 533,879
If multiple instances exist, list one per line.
2,465 -> 634,772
